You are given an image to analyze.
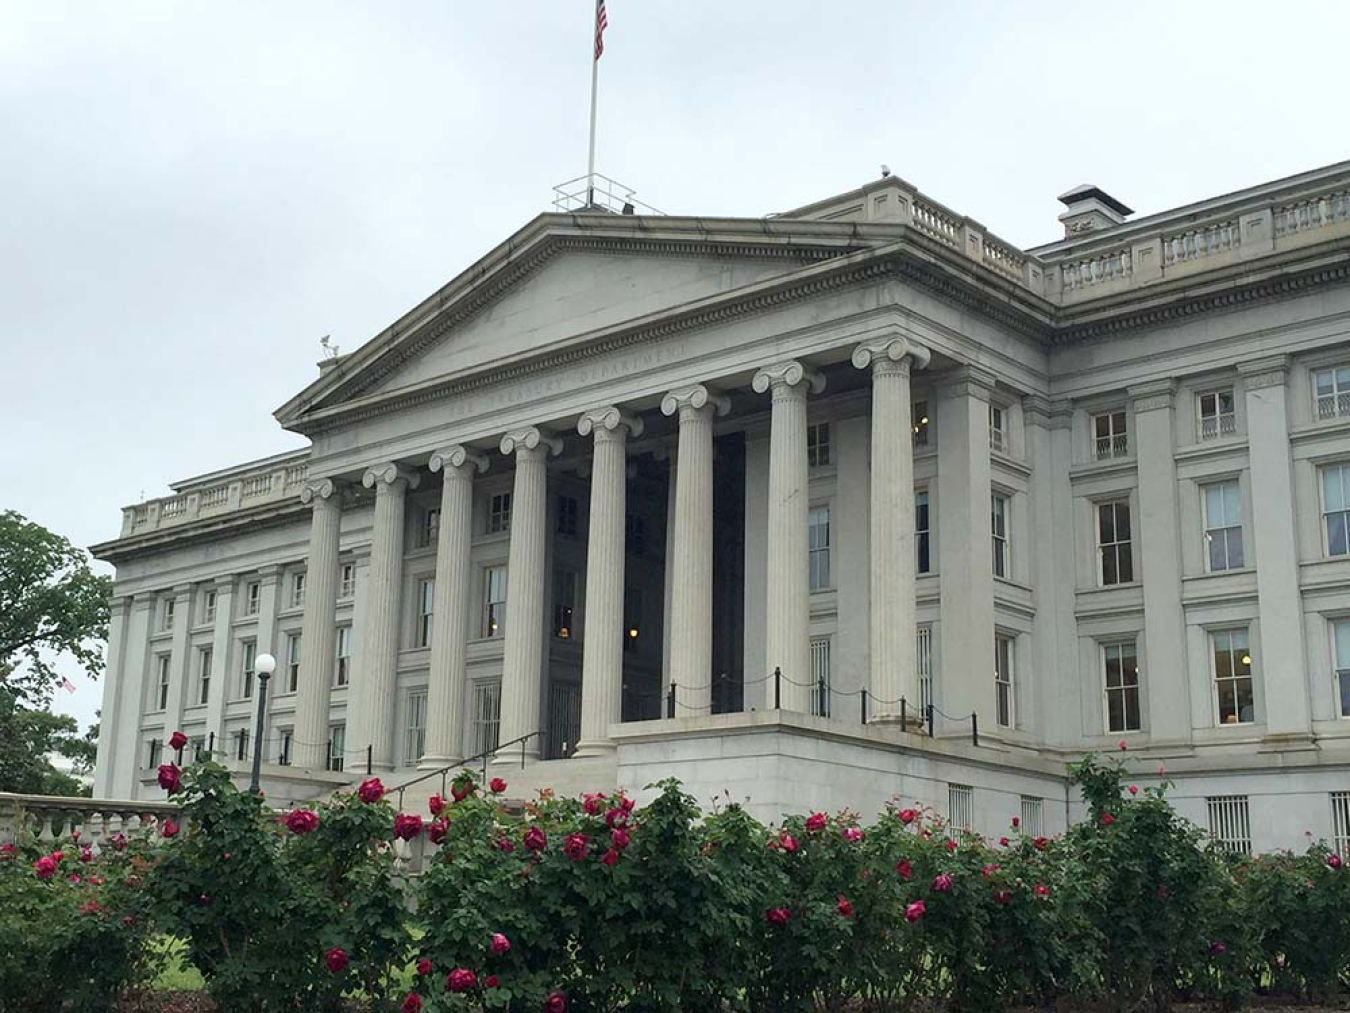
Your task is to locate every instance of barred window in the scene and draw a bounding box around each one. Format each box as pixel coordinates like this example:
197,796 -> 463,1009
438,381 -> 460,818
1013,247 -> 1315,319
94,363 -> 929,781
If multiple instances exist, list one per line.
917,625 -> 934,713
1206,795 -> 1252,854
1197,389 -> 1236,440
473,681 -> 502,756
948,784 -> 974,834
1019,796 -> 1044,837
810,636 -> 832,717
1332,792 -> 1350,859
1093,410 -> 1128,459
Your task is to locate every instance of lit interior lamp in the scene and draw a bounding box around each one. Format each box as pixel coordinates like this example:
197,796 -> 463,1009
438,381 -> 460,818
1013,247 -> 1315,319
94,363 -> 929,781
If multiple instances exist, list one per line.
629,627 -> 639,639
1241,654 -> 1252,666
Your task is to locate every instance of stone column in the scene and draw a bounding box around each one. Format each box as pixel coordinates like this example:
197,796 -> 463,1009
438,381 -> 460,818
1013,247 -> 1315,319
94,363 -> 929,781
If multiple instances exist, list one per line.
936,366 -> 997,728
92,595 -> 131,797
1130,380 -> 1191,743
353,463 -> 419,771
575,407 -> 643,755
752,361 -> 825,712
114,594 -> 155,797
293,479 -> 343,770
493,428 -> 563,766
1238,357 -> 1312,744
852,337 -> 930,723
421,445 -> 488,768
661,385 -> 730,713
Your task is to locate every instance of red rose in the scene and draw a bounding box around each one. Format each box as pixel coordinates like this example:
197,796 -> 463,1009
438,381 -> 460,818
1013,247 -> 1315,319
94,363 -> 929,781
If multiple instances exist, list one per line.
1011,816 -> 1020,828
1118,739 -> 1128,751
765,907 -> 791,926
994,888 -> 1012,905
416,958 -> 433,976
563,833 -> 590,861
904,900 -> 925,922
157,764 -> 181,793
944,839 -> 958,853
610,827 -> 631,850
1328,853 -> 1345,870
998,837 -> 1010,847
111,834 -> 128,851
523,826 -> 547,852
898,808 -> 918,824
0,843 -> 15,860
1033,837 -> 1049,851
1128,785 -> 1139,796
168,730 -> 189,751
286,809 -> 320,835
545,993 -> 567,1013
605,808 -> 629,829
451,780 -> 473,802
161,820 -> 180,839
496,836 -> 515,854
582,793 -> 606,816
842,827 -> 864,843
1034,883 -> 1051,898
33,855 -> 58,880
805,812 -> 827,832
358,778 -> 385,803
79,899 -> 101,915
395,813 -> 425,841
778,832 -> 798,853
484,974 -> 500,988
1101,813 -> 1115,827
601,848 -> 620,866
400,994 -> 422,1013
446,968 -> 477,993
491,932 -> 511,954
489,777 -> 507,793
836,896 -> 853,918
67,873 -> 81,883
620,796 -> 635,812
428,819 -> 448,845
981,863 -> 1000,877
428,794 -> 445,816
326,947 -> 349,973
896,859 -> 912,881
79,846 -> 94,863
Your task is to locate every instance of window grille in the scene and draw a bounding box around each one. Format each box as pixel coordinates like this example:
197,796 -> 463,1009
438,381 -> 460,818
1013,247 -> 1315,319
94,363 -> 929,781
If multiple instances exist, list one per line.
1332,792 -> 1350,858
1093,410 -> 1129,459
546,681 -> 582,759
473,681 -> 502,756
948,784 -> 974,834
1314,367 -> 1350,420
810,637 -> 832,717
917,626 -> 934,713
1020,796 -> 1044,837
1197,389 -> 1236,440
1206,795 -> 1252,854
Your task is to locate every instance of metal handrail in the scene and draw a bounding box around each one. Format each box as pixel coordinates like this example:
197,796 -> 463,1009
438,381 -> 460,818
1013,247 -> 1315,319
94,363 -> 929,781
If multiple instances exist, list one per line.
394,731 -> 541,811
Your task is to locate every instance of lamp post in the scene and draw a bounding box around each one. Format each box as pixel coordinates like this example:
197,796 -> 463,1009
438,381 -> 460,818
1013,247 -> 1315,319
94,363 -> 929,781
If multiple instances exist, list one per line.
249,653 -> 277,795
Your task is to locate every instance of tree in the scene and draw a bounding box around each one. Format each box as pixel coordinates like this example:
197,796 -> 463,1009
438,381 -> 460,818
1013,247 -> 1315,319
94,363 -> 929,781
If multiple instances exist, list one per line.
0,684 -> 90,795
0,510 -> 111,707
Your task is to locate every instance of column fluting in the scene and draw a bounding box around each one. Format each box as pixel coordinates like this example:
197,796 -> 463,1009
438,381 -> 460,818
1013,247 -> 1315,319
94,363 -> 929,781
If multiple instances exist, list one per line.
293,479 -> 342,770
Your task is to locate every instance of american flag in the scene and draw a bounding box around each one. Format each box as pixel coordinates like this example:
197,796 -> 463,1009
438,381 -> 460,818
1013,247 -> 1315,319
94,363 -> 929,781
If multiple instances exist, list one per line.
594,0 -> 608,60
60,677 -> 77,694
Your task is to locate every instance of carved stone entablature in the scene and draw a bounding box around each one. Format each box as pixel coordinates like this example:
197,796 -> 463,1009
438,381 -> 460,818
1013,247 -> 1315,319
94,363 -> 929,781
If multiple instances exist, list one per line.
850,336 -> 933,374
1237,355 -> 1291,391
660,384 -> 732,419
1129,379 -> 1176,414
500,427 -> 564,458
361,463 -> 421,491
937,364 -> 999,403
428,445 -> 490,476
751,360 -> 826,396
577,406 -> 644,440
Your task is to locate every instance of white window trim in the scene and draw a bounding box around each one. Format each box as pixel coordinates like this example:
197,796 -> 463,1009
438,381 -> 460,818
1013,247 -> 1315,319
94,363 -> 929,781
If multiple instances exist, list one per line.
1314,366 -> 1350,421
1095,499 -> 1134,587
1210,627 -> 1255,727
1321,463 -> 1350,559
808,501 -> 832,592
1092,409 -> 1129,460
1202,479 -> 1244,573
1101,640 -> 1142,734
994,632 -> 1015,729
991,493 -> 1011,579
1196,388 -> 1237,441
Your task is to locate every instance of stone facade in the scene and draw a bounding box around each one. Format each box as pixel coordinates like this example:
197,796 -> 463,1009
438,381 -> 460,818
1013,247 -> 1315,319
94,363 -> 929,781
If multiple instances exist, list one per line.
92,162 -> 1350,853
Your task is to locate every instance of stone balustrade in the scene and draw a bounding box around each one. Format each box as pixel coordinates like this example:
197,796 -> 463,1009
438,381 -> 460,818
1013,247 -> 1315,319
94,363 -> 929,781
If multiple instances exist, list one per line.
0,792 -> 183,854
121,451 -> 310,538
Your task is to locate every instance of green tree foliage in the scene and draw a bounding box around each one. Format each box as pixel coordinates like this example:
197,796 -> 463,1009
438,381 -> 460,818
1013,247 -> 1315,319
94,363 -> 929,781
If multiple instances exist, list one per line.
0,686 -> 92,795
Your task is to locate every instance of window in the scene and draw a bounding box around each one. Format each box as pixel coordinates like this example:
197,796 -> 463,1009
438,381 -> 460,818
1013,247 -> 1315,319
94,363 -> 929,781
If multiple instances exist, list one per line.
155,655 -> 171,711
807,423 -> 831,467
1334,620 -> 1350,718
808,505 -> 832,590
995,634 -> 1014,728
278,728 -> 293,766
1097,500 -> 1134,585
947,784 -> 974,834
290,573 -> 306,609
626,516 -> 647,556
1103,641 -> 1141,733
488,493 -> 512,534
285,632 -> 302,693
553,569 -> 578,639
240,640 -> 257,699
244,581 -> 261,616
339,563 -> 356,599
1212,628 -> 1254,725
472,680 -> 502,756
556,496 -> 579,537
147,739 -> 162,768
1315,366 -> 1350,420
1203,481 -> 1244,571
913,401 -> 930,447
1019,797 -> 1044,837
917,626 -> 933,713
328,724 -> 345,772
1198,389 -> 1236,440
484,566 -> 507,638
405,691 -> 427,765
991,495 -> 1010,578
335,626 -> 352,687
1206,795 -> 1252,854
197,646 -> 213,706
989,405 -> 1007,453
236,728 -> 250,762
1322,464 -> 1350,557
203,589 -> 217,624
916,491 -> 931,574
416,578 -> 435,648
161,598 -> 175,632
1093,410 -> 1128,460
810,636 -> 831,717
1333,792 -> 1350,858
421,507 -> 441,548
624,587 -> 642,653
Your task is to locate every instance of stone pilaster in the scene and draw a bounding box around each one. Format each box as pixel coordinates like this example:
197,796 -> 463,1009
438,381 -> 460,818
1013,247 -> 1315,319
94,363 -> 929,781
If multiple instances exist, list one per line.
248,565 -> 283,755
752,361 -> 825,712
293,479 -> 343,770
162,584 -> 194,739
661,385 -> 730,713
203,576 -> 235,755
852,337 -> 930,723
575,407 -> 643,755
92,595 -> 131,797
1239,357 -> 1312,743
493,428 -> 563,765
353,463 -> 419,771
112,593 -> 154,796
422,445 -> 489,767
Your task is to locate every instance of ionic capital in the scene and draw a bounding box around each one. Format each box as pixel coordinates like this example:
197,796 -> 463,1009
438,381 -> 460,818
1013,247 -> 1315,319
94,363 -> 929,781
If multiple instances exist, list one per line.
361,462 -> 421,492
851,337 -> 932,374
500,427 -> 563,457
751,360 -> 826,396
429,445 -> 490,476
299,477 -> 338,505
660,384 -> 731,419
578,406 -> 644,440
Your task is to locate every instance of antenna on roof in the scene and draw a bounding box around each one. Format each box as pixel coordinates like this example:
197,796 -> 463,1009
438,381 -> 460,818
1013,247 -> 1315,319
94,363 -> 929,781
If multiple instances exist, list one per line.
319,335 -> 339,359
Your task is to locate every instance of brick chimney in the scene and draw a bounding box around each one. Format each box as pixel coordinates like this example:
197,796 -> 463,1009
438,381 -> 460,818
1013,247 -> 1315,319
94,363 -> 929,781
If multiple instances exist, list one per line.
1057,185 -> 1133,237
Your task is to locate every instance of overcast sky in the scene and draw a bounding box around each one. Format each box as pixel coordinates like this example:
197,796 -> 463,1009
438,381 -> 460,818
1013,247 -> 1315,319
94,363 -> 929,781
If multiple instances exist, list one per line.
3,0 -> 1346,734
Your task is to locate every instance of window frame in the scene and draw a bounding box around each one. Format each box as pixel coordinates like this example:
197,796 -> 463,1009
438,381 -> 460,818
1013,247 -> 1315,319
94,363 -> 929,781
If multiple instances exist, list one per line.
405,690 -> 428,766
154,654 -> 171,711
197,645 -> 213,706
553,568 -> 579,639
290,572 -> 306,610
1202,480 -> 1245,572
416,577 -> 435,648
808,503 -> 832,591
483,565 -> 508,638
488,493 -> 512,534
912,400 -> 931,448
285,631 -> 302,693
161,597 -> 176,632
994,633 -> 1014,728
335,625 -> 352,687
916,489 -> 931,575
1211,627 -> 1255,726
991,494 -> 1010,579
810,635 -> 832,717
240,640 -> 257,700
807,422 -> 832,468
421,507 -> 441,548
244,581 -> 261,616
1322,464 -> 1350,558
1092,410 -> 1129,460
328,723 -> 345,772
1102,640 -> 1141,734
1197,388 -> 1237,441
1206,795 -> 1252,854
339,563 -> 356,600
203,588 -> 218,624
472,680 -> 502,756
1314,366 -> 1350,421
1096,499 -> 1134,586
989,404 -> 1007,453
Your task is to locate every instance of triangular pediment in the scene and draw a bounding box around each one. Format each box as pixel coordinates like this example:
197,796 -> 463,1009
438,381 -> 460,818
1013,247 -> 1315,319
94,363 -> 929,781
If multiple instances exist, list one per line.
276,214 -> 878,430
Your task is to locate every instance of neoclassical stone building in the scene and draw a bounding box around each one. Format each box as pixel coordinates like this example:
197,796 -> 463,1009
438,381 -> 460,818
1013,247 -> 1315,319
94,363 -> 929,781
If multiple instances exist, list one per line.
93,161 -> 1350,854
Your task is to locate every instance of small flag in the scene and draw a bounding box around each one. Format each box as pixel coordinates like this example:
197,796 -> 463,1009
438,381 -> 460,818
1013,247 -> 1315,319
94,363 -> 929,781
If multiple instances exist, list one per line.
60,677 -> 77,694
594,0 -> 608,60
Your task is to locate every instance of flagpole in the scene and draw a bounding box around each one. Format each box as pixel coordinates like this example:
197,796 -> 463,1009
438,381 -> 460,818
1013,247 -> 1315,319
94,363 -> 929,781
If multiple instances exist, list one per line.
586,2 -> 601,207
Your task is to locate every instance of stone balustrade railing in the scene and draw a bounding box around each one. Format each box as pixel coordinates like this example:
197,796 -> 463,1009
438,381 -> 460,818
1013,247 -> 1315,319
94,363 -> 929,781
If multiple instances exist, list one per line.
121,453 -> 310,538
0,792 -> 183,854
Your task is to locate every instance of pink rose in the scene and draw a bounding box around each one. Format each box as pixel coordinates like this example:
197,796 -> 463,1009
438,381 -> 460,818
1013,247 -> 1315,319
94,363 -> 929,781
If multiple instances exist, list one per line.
161,820 -> 180,839
765,907 -> 791,926
0,843 -> 15,860
428,819 -> 448,845
805,812 -> 827,832
601,848 -> 620,866
898,808 -> 918,824
932,873 -> 953,892
842,827 -> 864,843
446,968 -> 477,993
896,859 -> 912,881
490,932 -> 511,955
395,813 -> 424,841
1327,853 -> 1344,870
563,833 -> 590,861
1128,785 -> 1139,795
79,846 -> 94,863
1210,941 -> 1227,956
33,855 -> 58,880
981,863 -> 999,877
169,730 -> 189,751
286,809 -> 320,835
1101,813 -> 1115,826
611,828 -> 631,850
485,974 -> 500,988
489,777 -> 507,793
836,896 -> 853,917
1034,883 -> 1050,898
545,993 -> 567,1013
582,793 -> 606,816
428,794 -> 445,816
358,778 -> 385,803
416,958 -> 432,975
905,900 -> 926,922
111,834 -> 128,852
524,826 -> 547,852
605,808 -> 629,830
496,836 -> 515,854
157,764 -> 181,793
778,833 -> 799,853
999,836 -> 1010,847
400,994 -> 422,1013
326,947 -> 349,973
1118,739 -> 1128,751
1011,816 -> 1020,828
1033,836 -> 1049,851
